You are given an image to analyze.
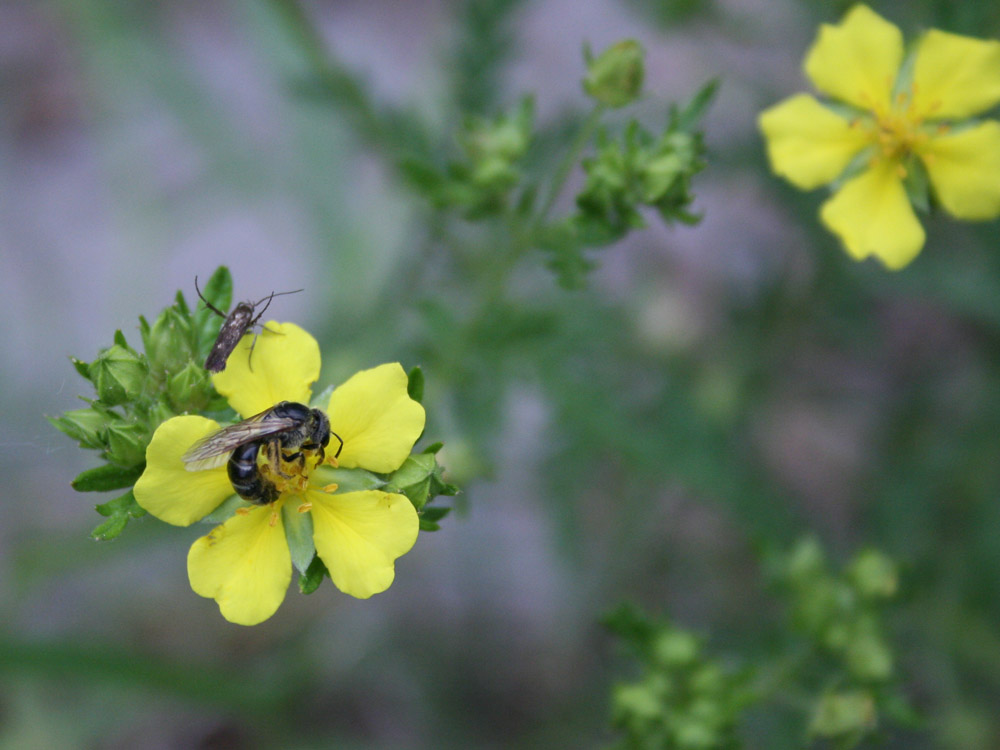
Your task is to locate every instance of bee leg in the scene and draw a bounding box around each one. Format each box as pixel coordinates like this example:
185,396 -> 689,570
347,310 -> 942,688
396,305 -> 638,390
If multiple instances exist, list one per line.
267,440 -> 293,479
331,430 -> 344,458
283,450 -> 307,472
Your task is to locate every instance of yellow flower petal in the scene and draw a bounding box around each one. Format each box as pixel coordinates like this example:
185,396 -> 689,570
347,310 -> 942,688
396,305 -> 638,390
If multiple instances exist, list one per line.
309,489 -> 418,599
759,94 -> 870,189
911,30 -> 1000,120
134,416 -> 234,526
920,121 -> 1000,220
211,322 -> 320,418
804,4 -> 901,113
327,363 -> 425,473
820,160 -> 925,269
187,506 -> 292,626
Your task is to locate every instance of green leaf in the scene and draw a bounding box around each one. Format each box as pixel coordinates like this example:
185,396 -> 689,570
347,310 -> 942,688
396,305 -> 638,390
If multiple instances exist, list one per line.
282,502 -> 316,575
407,365 -> 425,403
671,77 -> 719,132
419,505 -> 452,531
299,555 -> 328,595
91,490 -> 147,541
193,266 -> 233,357
72,463 -> 144,493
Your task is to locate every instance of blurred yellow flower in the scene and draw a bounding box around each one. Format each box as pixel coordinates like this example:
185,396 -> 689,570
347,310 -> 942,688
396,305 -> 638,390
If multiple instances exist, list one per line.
759,4 -> 1000,269
134,323 -> 424,625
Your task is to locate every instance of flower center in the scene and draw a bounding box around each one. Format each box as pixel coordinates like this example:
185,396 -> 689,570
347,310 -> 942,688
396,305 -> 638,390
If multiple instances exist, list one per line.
862,91 -> 943,171
259,448 -> 339,499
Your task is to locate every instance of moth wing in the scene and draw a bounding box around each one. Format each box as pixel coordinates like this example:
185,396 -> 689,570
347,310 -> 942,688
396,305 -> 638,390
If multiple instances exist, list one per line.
181,411 -> 299,471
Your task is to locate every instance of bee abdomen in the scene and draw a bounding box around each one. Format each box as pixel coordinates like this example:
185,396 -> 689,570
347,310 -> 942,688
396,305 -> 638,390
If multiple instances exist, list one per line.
228,442 -> 279,505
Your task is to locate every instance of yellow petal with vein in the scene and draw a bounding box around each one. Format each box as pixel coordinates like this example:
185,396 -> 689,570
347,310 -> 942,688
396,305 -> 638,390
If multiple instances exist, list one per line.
309,489 -> 419,599
820,161 -> 924,270
187,506 -> 291,626
759,94 -> 869,189
327,363 -> 425,473
211,322 -> 320,418
134,416 -> 234,526
804,4 -> 901,113
921,121 -> 1000,220
912,30 -> 1000,120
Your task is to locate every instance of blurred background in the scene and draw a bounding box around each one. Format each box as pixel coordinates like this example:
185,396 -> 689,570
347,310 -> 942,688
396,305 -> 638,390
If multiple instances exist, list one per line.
4,0 -> 1000,747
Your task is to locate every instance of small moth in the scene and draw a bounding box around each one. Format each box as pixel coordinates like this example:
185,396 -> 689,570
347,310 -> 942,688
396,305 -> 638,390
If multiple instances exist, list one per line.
195,277 -> 303,373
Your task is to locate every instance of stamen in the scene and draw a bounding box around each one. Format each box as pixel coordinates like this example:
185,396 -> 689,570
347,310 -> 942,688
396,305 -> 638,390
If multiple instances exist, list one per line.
297,502 -> 313,513
322,482 -> 339,494
895,164 -> 907,179
236,507 -> 250,516
269,510 -> 279,527
325,454 -> 339,468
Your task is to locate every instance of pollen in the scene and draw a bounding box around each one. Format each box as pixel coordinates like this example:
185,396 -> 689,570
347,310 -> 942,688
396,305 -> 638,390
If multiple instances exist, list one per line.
236,507 -> 251,516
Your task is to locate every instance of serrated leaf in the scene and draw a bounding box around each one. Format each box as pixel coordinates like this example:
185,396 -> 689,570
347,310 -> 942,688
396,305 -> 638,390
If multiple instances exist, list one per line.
299,555 -> 328,595
91,490 -> 146,540
407,366 -> 425,403
282,502 -> 316,575
72,463 -> 144,492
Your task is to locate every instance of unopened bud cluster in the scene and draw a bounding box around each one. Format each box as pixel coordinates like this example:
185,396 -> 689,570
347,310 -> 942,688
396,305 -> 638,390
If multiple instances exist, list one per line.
50,269 -> 233,539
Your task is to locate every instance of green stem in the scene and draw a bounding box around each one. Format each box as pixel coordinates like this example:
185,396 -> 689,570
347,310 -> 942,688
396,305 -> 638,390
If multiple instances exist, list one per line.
536,103 -> 605,221
264,0 -> 401,154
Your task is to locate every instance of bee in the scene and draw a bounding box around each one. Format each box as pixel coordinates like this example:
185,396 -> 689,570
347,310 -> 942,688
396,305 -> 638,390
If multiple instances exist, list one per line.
195,277 -> 303,373
182,402 -> 343,505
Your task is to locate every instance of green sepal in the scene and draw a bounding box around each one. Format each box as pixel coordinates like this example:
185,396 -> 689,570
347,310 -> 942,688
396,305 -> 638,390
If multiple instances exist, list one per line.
113,329 -> 130,349
282,502 -> 316,575
105,422 -> 150,467
312,466 -> 385,493
70,357 -> 91,380
48,409 -> 108,451
903,154 -> 930,214
299,555 -> 328,595
91,490 -> 147,541
72,463 -> 144,493
193,266 -> 233,359
419,505 -> 451,531
200,494 -> 247,524
310,383 -> 335,409
407,366 -> 425,403
383,453 -> 436,509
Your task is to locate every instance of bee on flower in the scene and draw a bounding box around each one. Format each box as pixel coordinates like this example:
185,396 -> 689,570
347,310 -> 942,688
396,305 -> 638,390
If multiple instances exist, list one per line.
133,322 -> 426,626
759,4 -> 1000,269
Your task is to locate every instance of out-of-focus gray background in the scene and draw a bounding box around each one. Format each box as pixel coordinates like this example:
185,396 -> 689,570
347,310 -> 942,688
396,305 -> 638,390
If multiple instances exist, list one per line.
4,1 -> 1000,747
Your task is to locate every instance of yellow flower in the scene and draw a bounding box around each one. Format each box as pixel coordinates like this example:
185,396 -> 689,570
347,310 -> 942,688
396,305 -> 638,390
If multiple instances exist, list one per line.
133,323 -> 425,625
759,4 -> 1000,269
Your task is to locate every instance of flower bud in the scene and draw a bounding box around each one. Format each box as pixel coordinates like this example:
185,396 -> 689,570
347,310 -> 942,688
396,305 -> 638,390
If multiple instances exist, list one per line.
848,550 -> 898,600
144,308 -> 195,374
845,624 -> 893,682
49,408 -> 108,450
167,361 -> 213,412
91,344 -> 148,406
105,421 -> 150,467
583,40 -> 644,108
652,629 -> 700,668
809,691 -> 876,739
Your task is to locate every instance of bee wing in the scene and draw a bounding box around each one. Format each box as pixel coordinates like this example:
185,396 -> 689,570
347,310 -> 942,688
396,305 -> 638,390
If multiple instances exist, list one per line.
182,412 -> 299,471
